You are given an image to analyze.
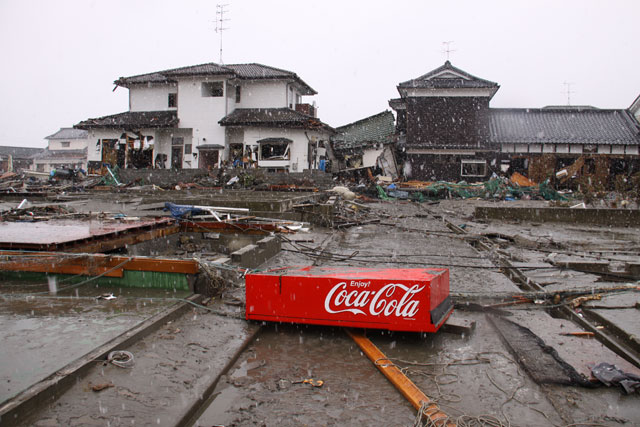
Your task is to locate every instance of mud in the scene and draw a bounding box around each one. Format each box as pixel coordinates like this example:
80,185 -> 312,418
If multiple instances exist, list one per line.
0,284 -> 184,404
16,307 -> 258,426
4,196 -> 640,426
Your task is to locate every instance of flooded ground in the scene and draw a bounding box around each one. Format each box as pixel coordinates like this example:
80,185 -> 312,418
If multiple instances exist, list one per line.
3,196 -> 640,426
0,281 -> 189,404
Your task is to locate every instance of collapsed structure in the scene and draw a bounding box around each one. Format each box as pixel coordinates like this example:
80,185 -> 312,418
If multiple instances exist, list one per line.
388,61 -> 640,187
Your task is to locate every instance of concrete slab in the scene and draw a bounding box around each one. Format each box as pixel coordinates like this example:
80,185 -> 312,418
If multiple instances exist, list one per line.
15,307 -> 259,426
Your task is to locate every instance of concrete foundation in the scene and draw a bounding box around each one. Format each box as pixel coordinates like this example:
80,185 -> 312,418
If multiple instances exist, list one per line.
475,206 -> 640,226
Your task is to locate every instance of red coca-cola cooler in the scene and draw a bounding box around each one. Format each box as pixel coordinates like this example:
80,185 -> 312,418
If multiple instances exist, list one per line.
245,266 -> 453,333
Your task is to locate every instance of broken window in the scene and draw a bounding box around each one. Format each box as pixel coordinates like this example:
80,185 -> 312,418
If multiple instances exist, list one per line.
201,82 -> 223,97
168,93 -> 177,108
260,141 -> 290,160
460,159 -> 487,177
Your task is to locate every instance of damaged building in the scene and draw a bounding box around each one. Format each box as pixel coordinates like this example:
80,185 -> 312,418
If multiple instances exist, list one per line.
390,61 -> 640,186
331,110 -> 399,179
74,63 -> 333,173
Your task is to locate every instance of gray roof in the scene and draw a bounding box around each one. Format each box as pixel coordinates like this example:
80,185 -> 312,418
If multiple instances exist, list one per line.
490,108 -> 640,145
115,63 -> 316,95
398,61 -> 499,90
332,110 -> 395,151
219,108 -> 334,132
45,128 -> 88,140
75,111 -> 179,130
0,146 -> 44,159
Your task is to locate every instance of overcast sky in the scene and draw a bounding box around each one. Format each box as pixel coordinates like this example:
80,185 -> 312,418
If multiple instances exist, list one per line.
1,0 -> 639,148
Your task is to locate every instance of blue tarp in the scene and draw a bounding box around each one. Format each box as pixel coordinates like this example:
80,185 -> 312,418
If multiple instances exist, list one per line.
164,202 -> 205,219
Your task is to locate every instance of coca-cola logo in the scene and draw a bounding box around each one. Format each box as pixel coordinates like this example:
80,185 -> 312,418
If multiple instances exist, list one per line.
324,282 -> 424,318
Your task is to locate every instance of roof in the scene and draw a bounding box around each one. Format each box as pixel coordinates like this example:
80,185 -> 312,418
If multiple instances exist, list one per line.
219,108 -> 334,132
0,146 -> 44,159
630,94 -> 640,116
75,111 -> 179,130
398,61 -> 499,90
32,148 -> 88,160
332,111 -> 396,151
490,108 -> 640,145
115,62 -> 316,95
45,128 -> 88,140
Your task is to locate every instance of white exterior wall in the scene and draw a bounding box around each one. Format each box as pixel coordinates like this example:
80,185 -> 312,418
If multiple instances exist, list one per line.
515,144 -> 528,153
501,144 -> 514,153
235,81 -> 288,109
241,128 -> 330,171
611,145 -> 625,155
542,144 -> 555,153
625,145 -> 638,155
529,144 -> 542,153
48,138 -> 88,150
597,145 -> 611,154
556,144 -> 569,153
86,129 -> 123,162
177,78 -> 226,157
363,148 -> 384,168
569,145 -> 583,154
129,83 -> 177,112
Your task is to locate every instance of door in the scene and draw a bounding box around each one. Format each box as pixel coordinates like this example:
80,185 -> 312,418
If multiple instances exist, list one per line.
171,146 -> 183,169
171,137 -> 184,169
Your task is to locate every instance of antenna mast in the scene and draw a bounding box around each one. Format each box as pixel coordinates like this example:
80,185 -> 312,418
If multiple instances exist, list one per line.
563,81 -> 575,105
215,4 -> 230,64
441,41 -> 456,61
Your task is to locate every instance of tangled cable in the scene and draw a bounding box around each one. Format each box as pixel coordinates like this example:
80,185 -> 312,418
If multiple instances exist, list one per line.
107,350 -> 135,368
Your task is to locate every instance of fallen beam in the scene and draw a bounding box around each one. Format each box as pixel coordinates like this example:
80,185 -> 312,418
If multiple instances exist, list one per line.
0,251 -> 199,277
346,329 -> 455,426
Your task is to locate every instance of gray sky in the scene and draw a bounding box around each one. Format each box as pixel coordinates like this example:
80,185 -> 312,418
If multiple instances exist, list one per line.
1,0 -> 639,148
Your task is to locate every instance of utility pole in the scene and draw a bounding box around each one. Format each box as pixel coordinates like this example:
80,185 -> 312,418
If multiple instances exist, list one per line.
215,4 -> 230,64
563,81 -> 575,105
441,41 -> 456,61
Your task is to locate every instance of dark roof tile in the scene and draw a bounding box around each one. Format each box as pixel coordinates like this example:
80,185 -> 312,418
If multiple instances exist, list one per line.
490,108 -> 640,145
332,111 -> 395,150
75,111 -> 178,130
219,108 -> 333,132
398,61 -> 498,90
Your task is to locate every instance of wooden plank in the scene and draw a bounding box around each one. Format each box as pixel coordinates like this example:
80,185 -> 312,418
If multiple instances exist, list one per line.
0,251 -> 199,277
346,329 -> 455,426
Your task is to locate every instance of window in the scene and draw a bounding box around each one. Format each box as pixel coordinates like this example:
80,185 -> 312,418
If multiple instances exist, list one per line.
260,142 -> 290,160
60,141 -> 70,148
168,93 -> 177,108
184,143 -> 192,155
460,159 -> 487,177
235,86 -> 241,103
172,137 -> 184,146
201,82 -> 223,97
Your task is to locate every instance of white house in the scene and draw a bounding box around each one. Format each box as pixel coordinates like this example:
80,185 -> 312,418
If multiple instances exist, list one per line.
32,128 -> 89,172
75,63 -> 334,172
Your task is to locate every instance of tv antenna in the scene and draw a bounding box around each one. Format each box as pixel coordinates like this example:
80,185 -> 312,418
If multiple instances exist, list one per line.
441,41 -> 456,61
214,4 -> 230,64
563,81 -> 575,105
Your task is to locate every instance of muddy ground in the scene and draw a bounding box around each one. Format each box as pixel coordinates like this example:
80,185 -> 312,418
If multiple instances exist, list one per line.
2,196 -> 640,426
